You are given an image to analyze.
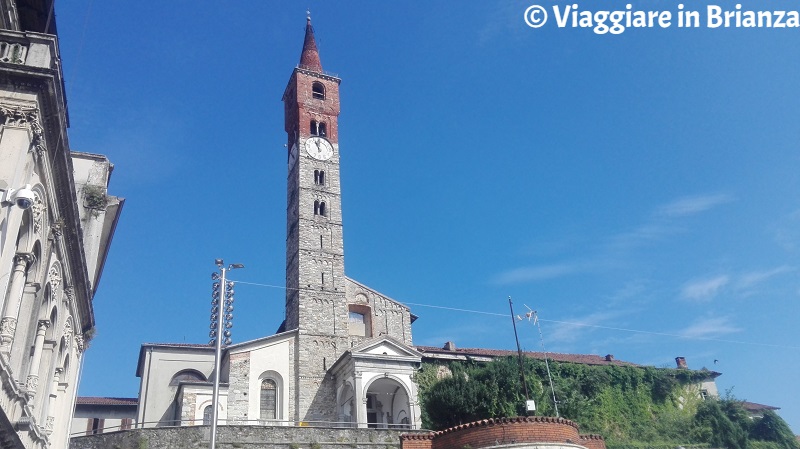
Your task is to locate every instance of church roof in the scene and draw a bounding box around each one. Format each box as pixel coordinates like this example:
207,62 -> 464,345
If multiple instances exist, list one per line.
225,328 -> 297,352
299,15 -> 322,72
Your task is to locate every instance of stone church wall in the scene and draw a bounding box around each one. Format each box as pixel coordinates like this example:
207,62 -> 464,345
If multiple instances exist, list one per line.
69,425 -> 425,449
227,352 -> 251,423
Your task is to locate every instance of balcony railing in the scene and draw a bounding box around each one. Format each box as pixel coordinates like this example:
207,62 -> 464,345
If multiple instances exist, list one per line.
0,29 -> 59,70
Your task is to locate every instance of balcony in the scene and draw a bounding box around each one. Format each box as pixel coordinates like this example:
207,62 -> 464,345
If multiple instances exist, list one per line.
0,28 -> 59,71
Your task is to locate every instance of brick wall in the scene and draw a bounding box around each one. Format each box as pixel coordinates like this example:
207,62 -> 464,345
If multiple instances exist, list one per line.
399,416 -> 606,449
399,433 -> 433,449
580,434 -> 607,449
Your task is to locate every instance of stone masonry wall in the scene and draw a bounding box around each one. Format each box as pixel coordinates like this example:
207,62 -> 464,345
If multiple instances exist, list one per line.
70,426 -> 425,449
179,392 -> 196,425
227,352 -> 251,423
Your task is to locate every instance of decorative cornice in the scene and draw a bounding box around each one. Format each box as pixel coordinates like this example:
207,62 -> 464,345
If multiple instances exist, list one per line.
0,104 -> 46,156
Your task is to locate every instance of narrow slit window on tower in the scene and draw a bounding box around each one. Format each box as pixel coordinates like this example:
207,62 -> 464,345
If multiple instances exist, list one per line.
310,120 -> 327,137
312,81 -> 325,100
314,169 -> 325,186
314,200 -> 327,217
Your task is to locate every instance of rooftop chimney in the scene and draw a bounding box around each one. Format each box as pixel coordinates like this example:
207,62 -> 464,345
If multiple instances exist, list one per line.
675,357 -> 688,369
605,354 -> 614,362
443,341 -> 456,351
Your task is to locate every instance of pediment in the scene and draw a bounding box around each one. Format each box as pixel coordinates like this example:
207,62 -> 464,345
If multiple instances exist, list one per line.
350,336 -> 422,359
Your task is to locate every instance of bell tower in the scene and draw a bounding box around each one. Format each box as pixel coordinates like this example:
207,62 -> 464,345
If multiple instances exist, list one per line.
282,15 -> 347,421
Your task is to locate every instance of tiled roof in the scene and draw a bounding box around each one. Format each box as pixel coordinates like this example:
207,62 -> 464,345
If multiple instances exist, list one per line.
415,345 -> 639,367
740,401 -> 780,412
76,397 -> 138,406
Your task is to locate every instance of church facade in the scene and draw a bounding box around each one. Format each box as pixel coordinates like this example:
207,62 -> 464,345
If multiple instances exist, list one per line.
126,17 -> 423,431
0,1 -> 124,448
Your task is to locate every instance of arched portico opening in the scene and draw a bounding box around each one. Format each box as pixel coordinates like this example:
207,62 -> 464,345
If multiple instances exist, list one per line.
338,382 -> 355,426
364,377 -> 411,429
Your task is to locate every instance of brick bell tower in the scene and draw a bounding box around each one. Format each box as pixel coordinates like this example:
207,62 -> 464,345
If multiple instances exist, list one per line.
282,15 -> 347,422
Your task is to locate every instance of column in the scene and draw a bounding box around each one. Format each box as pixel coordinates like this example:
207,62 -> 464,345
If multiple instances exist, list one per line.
44,367 -> 62,434
0,252 -> 34,356
24,319 -> 50,404
354,371 -> 366,428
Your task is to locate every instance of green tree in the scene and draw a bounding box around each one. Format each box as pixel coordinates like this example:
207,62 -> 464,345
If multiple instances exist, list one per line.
750,410 -> 800,449
423,370 -> 493,429
692,399 -> 749,449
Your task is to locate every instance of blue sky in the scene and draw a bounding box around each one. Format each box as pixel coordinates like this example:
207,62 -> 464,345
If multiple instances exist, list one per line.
58,1 -> 799,432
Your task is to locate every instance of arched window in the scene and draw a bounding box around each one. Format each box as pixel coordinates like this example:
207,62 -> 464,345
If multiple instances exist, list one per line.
310,120 -> 327,137
203,405 -> 213,425
260,379 -> 277,420
169,369 -> 206,386
312,82 -> 325,100
314,170 -> 325,186
314,200 -> 327,217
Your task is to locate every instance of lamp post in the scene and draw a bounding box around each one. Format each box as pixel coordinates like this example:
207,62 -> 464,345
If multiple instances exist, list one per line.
209,259 -> 243,449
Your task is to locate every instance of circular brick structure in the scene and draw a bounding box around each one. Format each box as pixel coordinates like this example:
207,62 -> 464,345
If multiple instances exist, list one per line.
401,416 -> 606,449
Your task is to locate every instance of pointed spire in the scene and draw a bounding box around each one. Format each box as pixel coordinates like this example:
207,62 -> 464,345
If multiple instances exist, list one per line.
299,12 -> 323,72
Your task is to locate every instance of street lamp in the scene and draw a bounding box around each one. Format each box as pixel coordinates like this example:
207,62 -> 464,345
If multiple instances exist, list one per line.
209,259 -> 244,449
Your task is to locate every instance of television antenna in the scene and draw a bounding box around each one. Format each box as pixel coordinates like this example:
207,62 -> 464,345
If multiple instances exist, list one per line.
521,304 -> 560,417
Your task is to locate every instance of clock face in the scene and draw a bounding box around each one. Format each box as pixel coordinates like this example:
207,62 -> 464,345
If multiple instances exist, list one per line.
288,142 -> 298,170
305,137 -> 334,161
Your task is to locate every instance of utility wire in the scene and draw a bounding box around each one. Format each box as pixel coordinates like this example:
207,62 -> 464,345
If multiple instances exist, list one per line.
228,278 -> 800,351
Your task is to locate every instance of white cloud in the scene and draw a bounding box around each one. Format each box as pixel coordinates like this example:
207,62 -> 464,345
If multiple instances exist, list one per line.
492,263 -> 576,285
735,266 -> 794,290
681,275 -> 730,301
656,194 -> 734,217
678,316 -> 741,339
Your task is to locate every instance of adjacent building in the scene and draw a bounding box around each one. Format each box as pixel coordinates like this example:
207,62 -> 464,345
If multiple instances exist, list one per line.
0,1 -> 123,448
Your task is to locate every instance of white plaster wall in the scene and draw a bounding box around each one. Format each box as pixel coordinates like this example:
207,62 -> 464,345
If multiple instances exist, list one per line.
137,348 -> 215,428
70,417 -> 131,436
244,337 -> 293,423
701,379 -> 719,398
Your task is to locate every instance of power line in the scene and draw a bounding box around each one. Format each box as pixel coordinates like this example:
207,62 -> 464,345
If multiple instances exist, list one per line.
228,278 -> 800,351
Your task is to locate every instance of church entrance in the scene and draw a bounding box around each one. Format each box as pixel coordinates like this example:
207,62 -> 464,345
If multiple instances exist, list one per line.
364,377 -> 411,429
